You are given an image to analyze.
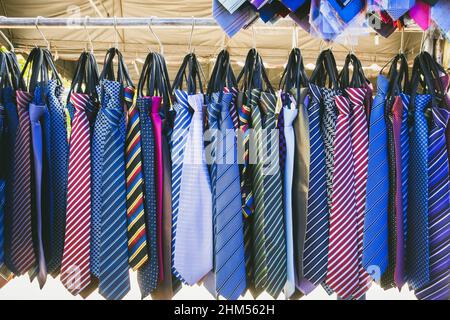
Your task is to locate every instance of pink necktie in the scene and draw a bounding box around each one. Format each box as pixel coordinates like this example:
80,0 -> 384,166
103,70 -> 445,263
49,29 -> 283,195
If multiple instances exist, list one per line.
150,96 -> 164,281
60,92 -> 92,295
326,95 -> 359,299
409,0 -> 431,30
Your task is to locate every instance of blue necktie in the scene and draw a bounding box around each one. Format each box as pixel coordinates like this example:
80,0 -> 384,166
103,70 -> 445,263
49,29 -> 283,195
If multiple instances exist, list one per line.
137,97 -> 159,298
205,92 -> 246,300
399,93 -> 410,258
170,93 -> 193,284
46,80 -> 69,275
415,106 -> 450,300
362,75 -> 389,279
1,87 -> 19,275
98,80 -> 130,300
301,84 -> 329,290
0,104 -> 5,269
407,93 -> 431,290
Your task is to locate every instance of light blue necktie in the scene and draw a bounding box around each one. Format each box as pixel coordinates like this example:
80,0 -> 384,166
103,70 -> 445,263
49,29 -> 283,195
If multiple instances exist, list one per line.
301,84 -> 329,291
362,75 -> 390,279
407,93 -> 431,290
98,80 -> 130,300
399,93 -> 410,259
204,92 -> 246,300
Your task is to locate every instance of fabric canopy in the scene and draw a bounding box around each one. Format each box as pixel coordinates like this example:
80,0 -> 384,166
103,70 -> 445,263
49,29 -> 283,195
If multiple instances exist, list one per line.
0,0 -> 443,84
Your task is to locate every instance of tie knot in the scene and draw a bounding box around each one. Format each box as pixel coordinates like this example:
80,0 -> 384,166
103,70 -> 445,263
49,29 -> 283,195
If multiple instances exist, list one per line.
208,102 -> 222,122
104,107 -> 122,126
376,75 -> 389,96
414,94 -> 431,112
260,92 -> 277,115
432,106 -> 450,129
346,87 -> 367,107
239,104 -> 251,124
124,86 -> 135,104
70,92 -> 90,113
16,90 -> 32,110
151,96 -> 162,114
309,83 -> 322,103
391,96 -> 403,118
29,103 -> 46,121
335,95 -> 351,115
103,80 -> 122,108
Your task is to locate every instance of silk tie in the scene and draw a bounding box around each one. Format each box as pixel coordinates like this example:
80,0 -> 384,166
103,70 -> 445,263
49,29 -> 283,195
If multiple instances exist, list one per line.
205,92 -> 246,300
46,80 -> 69,275
362,75 -> 389,279
98,81 -> 130,300
29,94 -> 48,288
385,0 -> 415,20
170,92 -> 193,284
0,104 -> 5,270
346,87 -> 372,299
10,90 -> 35,275
60,92 -> 92,295
259,91 -> 286,299
300,84 -> 329,293
150,96 -> 164,281
280,103 -> 298,299
173,91 -> 213,285
137,96 -> 159,298
326,95 -> 359,299
415,106 -> 450,300
407,93 -> 431,290
391,96 -> 406,289
125,88 -> 149,271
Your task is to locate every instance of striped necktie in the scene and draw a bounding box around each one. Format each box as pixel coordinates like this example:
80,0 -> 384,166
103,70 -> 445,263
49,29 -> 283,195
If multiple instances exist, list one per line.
415,106 -> 450,300
0,104 -> 5,270
325,95 -> 359,299
173,92 -> 213,285
125,88 -> 148,271
362,75 -> 389,279
260,91 -> 286,299
98,81 -> 130,300
301,84 -> 329,292
46,80 -> 69,275
346,87 -> 372,300
60,92 -> 93,295
205,92 -> 246,300
136,96 -> 159,298
10,90 -> 35,275
170,92 -> 193,284
407,94 -> 431,290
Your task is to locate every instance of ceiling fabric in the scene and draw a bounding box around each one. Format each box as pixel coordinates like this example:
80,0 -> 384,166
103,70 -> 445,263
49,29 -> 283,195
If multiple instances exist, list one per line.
0,0 -> 429,83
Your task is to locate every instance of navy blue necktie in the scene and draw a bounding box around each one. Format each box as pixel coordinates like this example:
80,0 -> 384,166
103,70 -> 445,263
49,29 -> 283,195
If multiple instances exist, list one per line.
0,103 -> 5,270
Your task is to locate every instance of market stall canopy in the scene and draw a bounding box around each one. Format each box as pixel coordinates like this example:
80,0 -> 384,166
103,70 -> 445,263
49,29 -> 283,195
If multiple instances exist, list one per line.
0,0 -> 441,83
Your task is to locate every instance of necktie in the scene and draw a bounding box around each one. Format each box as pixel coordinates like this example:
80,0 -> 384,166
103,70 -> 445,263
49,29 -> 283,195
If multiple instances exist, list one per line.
125,89 -> 149,271
362,75 -> 389,279
385,0 -> 415,20
0,104 -> 5,270
60,92 -> 92,295
136,97 -> 159,298
391,96 -> 406,288
325,95 -> 359,299
431,1 -> 450,36
225,87 -> 239,131
10,90 -> 35,275
259,91 -> 286,299
150,96 -> 164,281
98,81 -> 130,300
415,106 -> 450,300
250,88 -> 267,297
2,87 -> 19,275
345,87 -> 372,299
29,95 -> 48,288
218,0 -> 247,14
407,93 -> 431,290
409,0 -> 431,31
213,0 -> 258,37
205,92 -> 246,300
300,84 -> 329,293
280,103 -> 298,299
46,80 -> 69,275
170,93 -> 193,285
173,91 -> 213,285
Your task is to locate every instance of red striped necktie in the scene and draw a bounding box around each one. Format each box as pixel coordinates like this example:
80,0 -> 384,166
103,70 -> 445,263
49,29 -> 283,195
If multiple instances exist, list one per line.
60,92 -> 92,295
10,90 -> 35,274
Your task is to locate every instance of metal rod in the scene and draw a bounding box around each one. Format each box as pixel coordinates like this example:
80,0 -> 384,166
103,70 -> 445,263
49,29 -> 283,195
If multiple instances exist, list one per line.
0,16 -> 423,32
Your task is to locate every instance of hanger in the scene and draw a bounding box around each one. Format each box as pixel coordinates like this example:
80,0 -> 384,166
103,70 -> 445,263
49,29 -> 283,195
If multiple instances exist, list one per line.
0,29 -> 14,52
399,27 -> 404,54
149,17 -> 164,55
35,16 -> 50,50
251,26 -> 257,50
188,17 -> 195,54
291,24 -> 298,49
84,16 -> 95,54
112,16 -> 120,49
420,30 -> 426,53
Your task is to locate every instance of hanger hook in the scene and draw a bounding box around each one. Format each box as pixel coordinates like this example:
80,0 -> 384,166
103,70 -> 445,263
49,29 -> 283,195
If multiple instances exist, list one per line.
0,29 -> 14,52
35,16 -> 50,50
113,16 -> 119,49
251,26 -> 257,49
149,17 -> 164,55
399,28 -> 404,54
292,24 -> 298,49
84,16 -> 94,55
188,17 -> 195,54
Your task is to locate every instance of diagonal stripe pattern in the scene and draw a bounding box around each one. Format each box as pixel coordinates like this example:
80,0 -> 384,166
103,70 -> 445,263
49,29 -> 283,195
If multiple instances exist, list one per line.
325,95 -> 359,299
125,88 -> 149,271
10,90 -> 35,275
60,92 -> 93,295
